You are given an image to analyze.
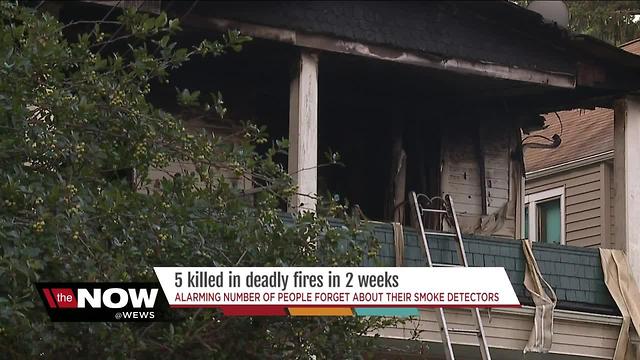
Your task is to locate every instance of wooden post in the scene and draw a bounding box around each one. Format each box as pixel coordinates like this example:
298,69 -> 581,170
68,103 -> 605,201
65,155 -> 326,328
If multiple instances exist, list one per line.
614,96 -> 640,277
288,50 -> 318,212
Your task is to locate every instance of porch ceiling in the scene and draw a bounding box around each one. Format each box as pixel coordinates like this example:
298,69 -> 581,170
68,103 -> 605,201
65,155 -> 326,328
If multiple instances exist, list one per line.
178,1 -> 640,109
79,1 -> 640,114
318,50 -> 569,111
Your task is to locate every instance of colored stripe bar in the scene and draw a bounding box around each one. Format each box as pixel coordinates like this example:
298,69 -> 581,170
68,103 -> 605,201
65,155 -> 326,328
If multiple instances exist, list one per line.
220,306 -> 287,316
288,307 -> 354,316
354,308 -> 419,317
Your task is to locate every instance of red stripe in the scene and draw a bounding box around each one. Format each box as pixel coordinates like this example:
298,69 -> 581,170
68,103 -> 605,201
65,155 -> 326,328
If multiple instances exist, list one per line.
43,289 -> 57,309
176,304 -> 521,308
170,304 -> 521,309
220,306 -> 288,316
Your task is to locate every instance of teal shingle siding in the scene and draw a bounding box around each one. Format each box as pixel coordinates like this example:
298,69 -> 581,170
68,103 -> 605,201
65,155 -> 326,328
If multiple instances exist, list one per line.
280,214 -> 617,315
365,221 -> 618,315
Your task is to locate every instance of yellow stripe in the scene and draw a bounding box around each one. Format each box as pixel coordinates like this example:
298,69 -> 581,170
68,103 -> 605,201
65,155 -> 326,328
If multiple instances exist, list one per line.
288,307 -> 353,316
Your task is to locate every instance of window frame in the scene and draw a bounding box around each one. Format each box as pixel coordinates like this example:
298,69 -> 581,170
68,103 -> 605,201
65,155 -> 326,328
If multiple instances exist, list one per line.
523,186 -> 566,245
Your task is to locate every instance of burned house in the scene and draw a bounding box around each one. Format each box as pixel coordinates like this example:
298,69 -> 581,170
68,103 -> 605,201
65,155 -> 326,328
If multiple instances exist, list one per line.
62,1 -> 640,359
523,40 -> 640,250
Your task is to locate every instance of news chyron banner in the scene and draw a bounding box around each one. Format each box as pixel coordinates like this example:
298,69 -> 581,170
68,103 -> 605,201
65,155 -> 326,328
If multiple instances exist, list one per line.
154,267 -> 520,316
36,268 -> 519,321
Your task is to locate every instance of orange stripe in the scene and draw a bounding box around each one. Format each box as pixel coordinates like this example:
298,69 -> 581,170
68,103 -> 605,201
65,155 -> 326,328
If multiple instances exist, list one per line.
288,307 -> 353,316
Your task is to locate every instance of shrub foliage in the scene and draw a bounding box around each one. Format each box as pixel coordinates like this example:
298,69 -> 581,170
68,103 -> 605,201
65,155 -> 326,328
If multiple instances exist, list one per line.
0,3 -> 389,358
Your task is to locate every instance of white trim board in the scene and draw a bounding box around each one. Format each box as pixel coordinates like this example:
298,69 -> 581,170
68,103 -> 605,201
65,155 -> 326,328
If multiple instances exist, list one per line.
526,150 -> 613,180
524,186 -> 566,245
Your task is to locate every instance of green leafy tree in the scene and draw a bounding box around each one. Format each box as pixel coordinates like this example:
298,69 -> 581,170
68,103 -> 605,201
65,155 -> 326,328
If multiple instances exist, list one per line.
516,1 -> 640,45
567,1 -> 640,45
0,2 -> 392,358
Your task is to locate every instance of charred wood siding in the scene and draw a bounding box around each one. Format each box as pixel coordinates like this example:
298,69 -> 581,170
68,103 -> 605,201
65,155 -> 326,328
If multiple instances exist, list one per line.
440,117 -> 519,238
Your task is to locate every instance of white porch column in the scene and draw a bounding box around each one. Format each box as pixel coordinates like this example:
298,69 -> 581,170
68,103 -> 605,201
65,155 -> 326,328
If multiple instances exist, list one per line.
288,50 -> 318,212
614,95 -> 640,277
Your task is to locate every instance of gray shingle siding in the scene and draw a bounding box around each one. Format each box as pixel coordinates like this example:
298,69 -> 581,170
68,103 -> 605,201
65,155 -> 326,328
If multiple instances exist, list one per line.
367,221 -> 617,315
282,213 -> 616,314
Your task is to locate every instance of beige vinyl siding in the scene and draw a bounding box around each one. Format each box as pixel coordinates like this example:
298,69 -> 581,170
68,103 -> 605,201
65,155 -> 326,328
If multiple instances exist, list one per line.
374,307 -> 621,359
526,163 -> 604,248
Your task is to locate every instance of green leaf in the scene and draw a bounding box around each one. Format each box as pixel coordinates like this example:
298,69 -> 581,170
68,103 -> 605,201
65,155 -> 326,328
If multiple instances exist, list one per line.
155,12 -> 167,28
168,18 -> 181,32
143,18 -> 155,32
159,35 -> 169,48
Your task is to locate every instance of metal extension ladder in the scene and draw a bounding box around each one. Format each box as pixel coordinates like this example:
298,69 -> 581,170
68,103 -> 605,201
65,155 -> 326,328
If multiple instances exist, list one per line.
409,191 -> 492,360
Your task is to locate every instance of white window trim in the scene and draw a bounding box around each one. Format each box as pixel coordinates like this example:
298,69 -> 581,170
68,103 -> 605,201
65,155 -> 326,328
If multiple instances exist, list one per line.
523,186 -> 566,245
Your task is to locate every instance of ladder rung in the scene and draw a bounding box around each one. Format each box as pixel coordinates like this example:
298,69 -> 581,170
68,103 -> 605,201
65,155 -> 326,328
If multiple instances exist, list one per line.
422,209 -> 448,214
433,263 -> 464,267
424,231 -> 457,237
448,328 -> 480,335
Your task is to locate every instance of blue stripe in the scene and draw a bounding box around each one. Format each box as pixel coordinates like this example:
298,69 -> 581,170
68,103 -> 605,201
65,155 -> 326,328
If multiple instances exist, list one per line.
354,308 -> 419,317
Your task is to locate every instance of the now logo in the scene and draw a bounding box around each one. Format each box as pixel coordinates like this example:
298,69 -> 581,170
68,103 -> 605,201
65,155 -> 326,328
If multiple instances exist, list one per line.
77,288 -> 158,309
41,287 -> 158,309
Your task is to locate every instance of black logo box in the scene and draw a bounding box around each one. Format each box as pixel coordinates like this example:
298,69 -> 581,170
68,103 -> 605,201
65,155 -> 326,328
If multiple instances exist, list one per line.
35,282 -> 175,322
